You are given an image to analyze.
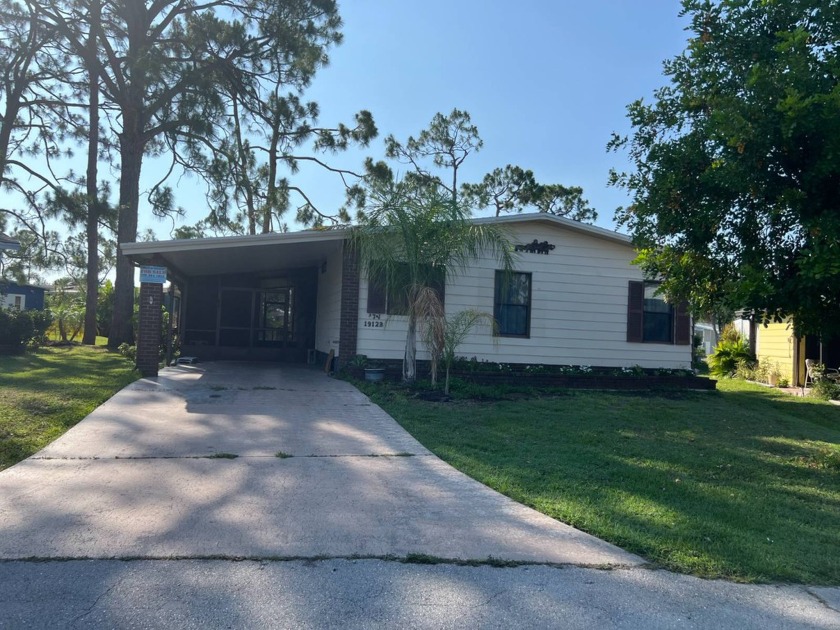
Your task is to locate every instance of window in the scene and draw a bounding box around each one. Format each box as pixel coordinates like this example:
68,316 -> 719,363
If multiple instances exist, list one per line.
13,296 -> 22,310
494,271 -> 531,337
367,264 -> 445,315
643,284 -> 673,342
626,281 -> 691,345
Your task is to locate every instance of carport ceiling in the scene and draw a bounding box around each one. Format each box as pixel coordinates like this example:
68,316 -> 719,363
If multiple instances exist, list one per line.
121,231 -> 346,277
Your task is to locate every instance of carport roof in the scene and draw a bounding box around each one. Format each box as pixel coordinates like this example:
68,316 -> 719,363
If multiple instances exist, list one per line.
121,228 -> 347,277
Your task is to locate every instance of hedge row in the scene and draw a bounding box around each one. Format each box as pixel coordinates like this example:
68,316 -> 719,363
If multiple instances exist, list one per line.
0,309 -> 52,353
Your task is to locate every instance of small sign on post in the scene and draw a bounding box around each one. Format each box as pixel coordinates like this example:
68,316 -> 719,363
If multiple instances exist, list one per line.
139,265 -> 167,284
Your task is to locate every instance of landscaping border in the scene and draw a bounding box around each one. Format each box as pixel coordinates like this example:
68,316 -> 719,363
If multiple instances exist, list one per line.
344,361 -> 716,391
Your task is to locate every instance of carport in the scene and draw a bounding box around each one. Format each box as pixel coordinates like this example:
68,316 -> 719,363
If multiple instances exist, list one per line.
121,230 -> 359,375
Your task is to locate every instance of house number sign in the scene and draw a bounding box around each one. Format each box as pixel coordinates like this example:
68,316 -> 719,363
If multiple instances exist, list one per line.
364,313 -> 384,328
515,239 -> 555,255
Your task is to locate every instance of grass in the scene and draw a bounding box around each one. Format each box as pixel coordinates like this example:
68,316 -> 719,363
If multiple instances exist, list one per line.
358,378 -> 840,584
0,345 -> 138,471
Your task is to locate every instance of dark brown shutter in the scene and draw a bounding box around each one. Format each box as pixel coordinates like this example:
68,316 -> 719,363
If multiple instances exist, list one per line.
627,281 -> 644,343
674,301 -> 691,345
367,270 -> 386,314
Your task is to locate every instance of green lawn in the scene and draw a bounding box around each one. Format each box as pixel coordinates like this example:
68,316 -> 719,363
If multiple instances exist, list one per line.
0,345 -> 138,471
359,379 -> 840,584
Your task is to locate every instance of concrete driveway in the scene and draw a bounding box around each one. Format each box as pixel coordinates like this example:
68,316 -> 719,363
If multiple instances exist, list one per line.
0,361 -> 637,565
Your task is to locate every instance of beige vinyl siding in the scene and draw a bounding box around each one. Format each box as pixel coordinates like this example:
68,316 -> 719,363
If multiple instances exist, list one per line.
356,221 -> 691,370
756,320 -> 796,382
314,247 -> 343,357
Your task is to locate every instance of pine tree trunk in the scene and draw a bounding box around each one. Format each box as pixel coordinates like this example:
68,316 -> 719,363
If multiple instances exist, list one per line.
82,0 -> 100,345
108,9 -> 146,349
109,120 -> 142,348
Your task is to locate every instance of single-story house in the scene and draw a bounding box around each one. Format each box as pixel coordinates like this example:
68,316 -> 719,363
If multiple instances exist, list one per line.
121,214 -> 692,375
745,319 -> 840,386
0,282 -> 46,311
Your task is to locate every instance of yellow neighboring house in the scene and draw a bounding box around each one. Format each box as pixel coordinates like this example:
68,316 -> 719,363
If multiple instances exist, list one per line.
754,320 -> 840,386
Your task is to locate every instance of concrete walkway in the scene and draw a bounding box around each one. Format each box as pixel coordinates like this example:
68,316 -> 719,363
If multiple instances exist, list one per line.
1,362 -> 838,628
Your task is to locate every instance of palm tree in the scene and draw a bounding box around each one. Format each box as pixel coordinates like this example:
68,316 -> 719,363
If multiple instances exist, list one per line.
424,309 -> 497,394
352,178 -> 515,383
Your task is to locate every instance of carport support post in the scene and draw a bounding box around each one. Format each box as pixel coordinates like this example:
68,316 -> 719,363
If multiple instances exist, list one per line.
137,281 -> 163,377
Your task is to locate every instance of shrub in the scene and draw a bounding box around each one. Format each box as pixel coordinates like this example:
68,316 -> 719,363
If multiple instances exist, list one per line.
0,308 -> 53,352
733,358 -> 757,381
709,336 -> 755,378
118,343 -> 136,362
718,323 -> 743,344
809,379 -> 840,401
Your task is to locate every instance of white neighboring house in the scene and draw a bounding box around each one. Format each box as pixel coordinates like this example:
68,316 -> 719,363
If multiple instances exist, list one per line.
121,214 -> 693,370
694,321 -> 718,356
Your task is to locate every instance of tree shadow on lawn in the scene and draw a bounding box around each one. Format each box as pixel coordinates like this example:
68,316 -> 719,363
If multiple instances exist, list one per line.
0,346 -> 135,395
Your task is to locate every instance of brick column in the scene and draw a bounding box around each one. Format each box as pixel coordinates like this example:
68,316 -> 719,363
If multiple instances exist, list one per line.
338,241 -> 360,369
137,282 -> 163,377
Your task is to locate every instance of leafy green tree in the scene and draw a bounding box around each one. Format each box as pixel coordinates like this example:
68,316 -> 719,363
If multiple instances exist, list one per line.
610,0 -> 840,339
352,178 -> 515,383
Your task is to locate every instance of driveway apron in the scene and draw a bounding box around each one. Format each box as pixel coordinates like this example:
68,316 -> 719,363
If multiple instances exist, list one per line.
0,362 -> 641,566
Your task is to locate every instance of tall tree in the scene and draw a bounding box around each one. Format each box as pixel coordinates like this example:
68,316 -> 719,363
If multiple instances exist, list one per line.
384,108 -> 481,207
352,177 -> 515,383
37,0 -> 347,347
0,0 -> 75,262
200,87 -> 376,233
610,0 -> 840,339
461,165 -> 540,216
462,164 -> 598,222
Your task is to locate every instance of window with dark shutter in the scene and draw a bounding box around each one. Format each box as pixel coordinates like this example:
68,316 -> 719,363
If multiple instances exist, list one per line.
367,270 -> 386,314
674,301 -> 691,345
627,281 -> 688,345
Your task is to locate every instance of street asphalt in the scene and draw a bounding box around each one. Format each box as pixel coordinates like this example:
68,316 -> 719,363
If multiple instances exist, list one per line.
0,362 -> 837,628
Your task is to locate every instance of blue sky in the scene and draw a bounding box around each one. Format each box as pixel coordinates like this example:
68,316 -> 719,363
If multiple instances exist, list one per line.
141,1 -> 692,237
